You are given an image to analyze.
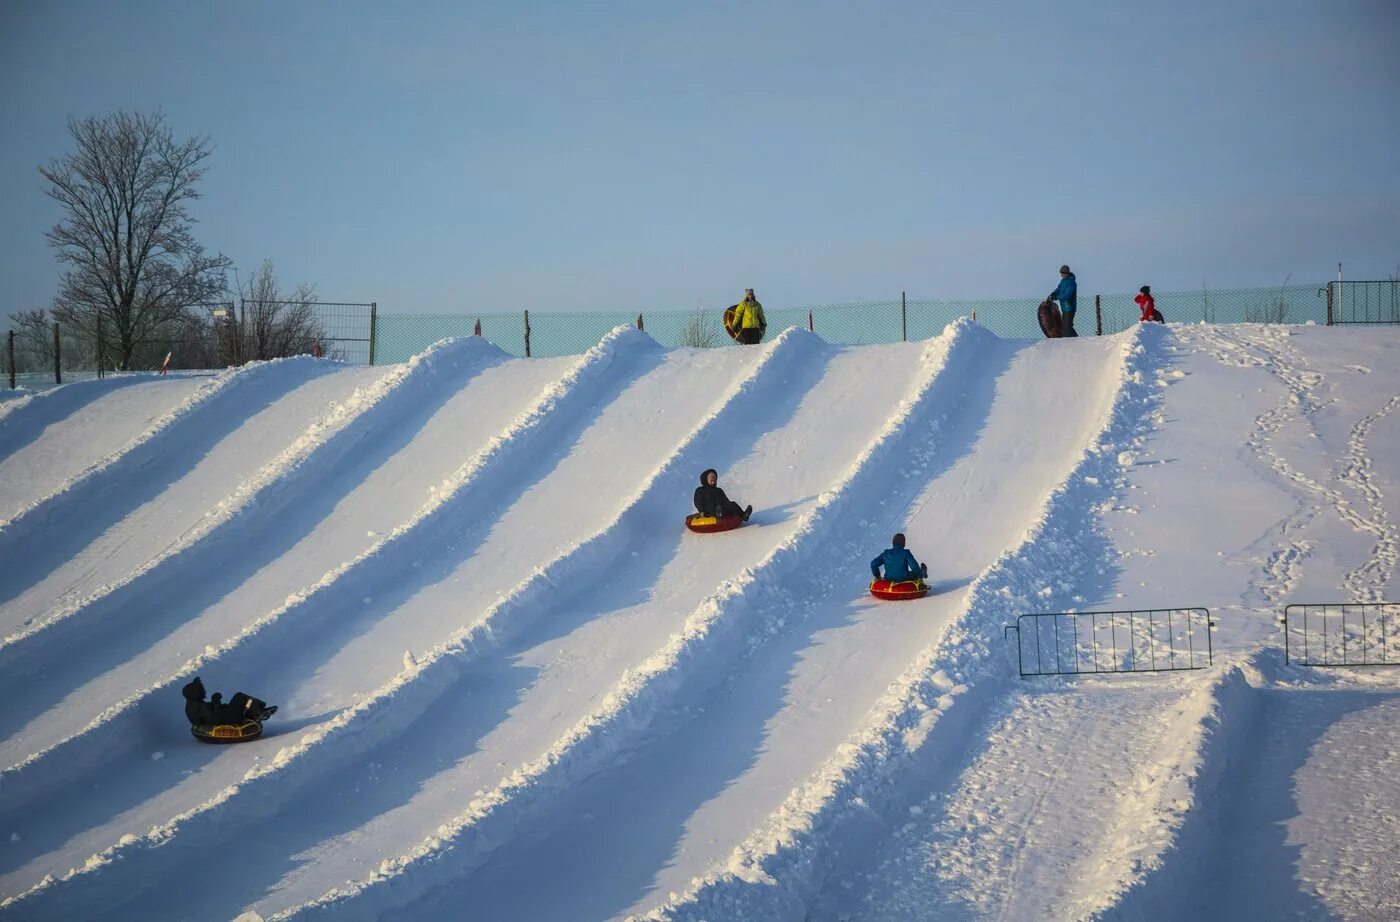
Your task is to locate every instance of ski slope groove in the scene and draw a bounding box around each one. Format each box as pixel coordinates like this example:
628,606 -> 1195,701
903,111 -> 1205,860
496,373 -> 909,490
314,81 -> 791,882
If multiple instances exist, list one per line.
2,321 -> 1398,921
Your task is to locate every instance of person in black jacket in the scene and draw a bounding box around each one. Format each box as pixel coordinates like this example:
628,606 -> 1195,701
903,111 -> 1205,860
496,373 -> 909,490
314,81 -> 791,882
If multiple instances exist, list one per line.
694,469 -> 752,521
182,677 -> 276,726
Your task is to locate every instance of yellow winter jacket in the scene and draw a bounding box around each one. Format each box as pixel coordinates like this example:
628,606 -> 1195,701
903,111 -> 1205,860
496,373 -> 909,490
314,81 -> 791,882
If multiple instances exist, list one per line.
735,298 -> 766,330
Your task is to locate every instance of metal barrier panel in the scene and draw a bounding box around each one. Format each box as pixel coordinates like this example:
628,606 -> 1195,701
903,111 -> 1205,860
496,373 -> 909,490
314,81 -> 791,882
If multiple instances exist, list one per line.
1326,281 -> 1400,325
1008,609 -> 1214,677
1284,603 -> 1400,666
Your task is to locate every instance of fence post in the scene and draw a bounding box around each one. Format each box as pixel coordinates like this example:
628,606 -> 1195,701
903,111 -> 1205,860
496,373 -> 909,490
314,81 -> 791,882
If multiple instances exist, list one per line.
1325,282 -> 1334,325
902,291 -> 907,341
53,321 -> 61,384
96,313 -> 104,378
808,310 -> 813,332
369,301 -> 378,365
523,310 -> 531,357
1095,294 -> 1103,336
637,312 -> 644,331
7,330 -> 14,390
473,318 -> 481,336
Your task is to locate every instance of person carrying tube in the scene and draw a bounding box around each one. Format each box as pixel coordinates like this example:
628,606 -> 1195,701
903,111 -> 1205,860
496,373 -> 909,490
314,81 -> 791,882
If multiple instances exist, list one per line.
734,289 -> 767,345
1049,265 -> 1078,336
694,468 -> 752,521
1136,285 -> 1163,323
871,533 -> 928,582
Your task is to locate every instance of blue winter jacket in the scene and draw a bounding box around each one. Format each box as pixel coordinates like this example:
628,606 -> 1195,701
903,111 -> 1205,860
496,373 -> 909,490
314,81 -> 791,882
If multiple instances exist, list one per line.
872,547 -> 922,581
1054,273 -> 1077,312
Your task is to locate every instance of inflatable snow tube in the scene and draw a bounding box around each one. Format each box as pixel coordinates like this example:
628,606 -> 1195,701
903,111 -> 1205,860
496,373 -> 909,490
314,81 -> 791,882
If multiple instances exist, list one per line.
686,513 -> 745,534
722,304 -> 742,341
869,578 -> 929,601
1037,300 -> 1062,338
191,719 -> 264,744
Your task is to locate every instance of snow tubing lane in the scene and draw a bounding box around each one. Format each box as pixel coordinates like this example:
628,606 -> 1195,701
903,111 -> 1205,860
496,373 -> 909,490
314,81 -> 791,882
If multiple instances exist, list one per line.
686,513 -> 745,534
869,578 -> 929,601
191,719 -> 264,744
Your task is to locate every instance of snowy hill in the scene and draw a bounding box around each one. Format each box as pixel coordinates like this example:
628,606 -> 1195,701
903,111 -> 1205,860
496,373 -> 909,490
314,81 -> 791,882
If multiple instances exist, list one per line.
0,321 -> 1397,921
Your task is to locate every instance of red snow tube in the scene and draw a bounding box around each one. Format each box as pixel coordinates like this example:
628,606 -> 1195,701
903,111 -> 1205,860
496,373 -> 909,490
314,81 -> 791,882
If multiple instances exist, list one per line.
686,513 -> 745,534
1037,300 -> 1062,338
869,578 -> 929,601
191,719 -> 264,744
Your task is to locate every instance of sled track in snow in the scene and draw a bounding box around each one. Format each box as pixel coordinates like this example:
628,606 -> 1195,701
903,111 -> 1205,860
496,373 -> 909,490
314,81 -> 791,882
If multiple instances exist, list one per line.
644,324 -> 1167,920
6,322 -> 1396,921
0,331 -> 650,897
0,326 -> 831,914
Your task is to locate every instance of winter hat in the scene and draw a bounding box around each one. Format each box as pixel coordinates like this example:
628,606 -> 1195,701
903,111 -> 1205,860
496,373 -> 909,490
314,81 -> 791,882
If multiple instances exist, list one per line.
1059,265 -> 1071,275
892,533 -> 906,547
182,677 -> 206,701
1140,285 -> 1151,295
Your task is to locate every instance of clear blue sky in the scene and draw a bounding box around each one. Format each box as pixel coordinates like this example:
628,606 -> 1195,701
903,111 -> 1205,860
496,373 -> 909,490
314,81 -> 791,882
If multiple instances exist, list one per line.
3,0 -> 1398,320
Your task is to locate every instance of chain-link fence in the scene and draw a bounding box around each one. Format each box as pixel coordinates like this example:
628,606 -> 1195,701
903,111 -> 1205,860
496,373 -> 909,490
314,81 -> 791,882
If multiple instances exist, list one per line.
372,283 -> 1329,361
4,300 -> 376,387
1,283 -> 1349,384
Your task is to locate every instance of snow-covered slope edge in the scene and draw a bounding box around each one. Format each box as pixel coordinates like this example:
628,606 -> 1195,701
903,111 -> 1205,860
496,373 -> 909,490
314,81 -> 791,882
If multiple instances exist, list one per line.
0,325 -> 821,916
0,329 -> 637,803
0,338 -> 496,656
282,321 -> 985,920
0,360 -> 314,535
649,323 -> 1169,921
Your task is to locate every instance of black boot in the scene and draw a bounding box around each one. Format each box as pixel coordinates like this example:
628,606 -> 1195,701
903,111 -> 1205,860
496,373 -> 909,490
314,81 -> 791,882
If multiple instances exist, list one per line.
743,505 -> 753,521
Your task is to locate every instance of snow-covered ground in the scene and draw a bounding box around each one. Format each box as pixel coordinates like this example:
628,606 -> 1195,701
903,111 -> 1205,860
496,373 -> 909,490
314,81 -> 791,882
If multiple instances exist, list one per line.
0,321 -> 1396,921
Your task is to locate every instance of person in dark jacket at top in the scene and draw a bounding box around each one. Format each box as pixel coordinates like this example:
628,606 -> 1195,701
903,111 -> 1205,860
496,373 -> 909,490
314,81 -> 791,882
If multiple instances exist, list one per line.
694,469 -> 752,521
871,533 -> 928,582
1050,265 -> 1078,336
182,677 -> 276,726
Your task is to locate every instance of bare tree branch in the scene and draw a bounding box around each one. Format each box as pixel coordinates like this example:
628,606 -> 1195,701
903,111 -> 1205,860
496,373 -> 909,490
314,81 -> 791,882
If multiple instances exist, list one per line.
40,110 -> 231,369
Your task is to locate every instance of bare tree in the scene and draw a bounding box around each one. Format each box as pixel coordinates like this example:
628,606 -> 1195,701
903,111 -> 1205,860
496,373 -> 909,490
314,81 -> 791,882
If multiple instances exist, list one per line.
40,110 -> 231,369
679,305 -> 722,348
238,259 -> 329,360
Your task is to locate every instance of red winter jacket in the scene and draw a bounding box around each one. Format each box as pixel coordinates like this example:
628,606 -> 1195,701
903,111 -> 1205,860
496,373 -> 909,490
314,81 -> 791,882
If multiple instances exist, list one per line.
1135,292 -> 1158,322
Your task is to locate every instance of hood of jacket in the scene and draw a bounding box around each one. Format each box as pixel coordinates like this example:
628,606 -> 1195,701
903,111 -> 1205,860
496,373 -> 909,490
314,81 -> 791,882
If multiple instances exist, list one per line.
699,468 -> 717,486
182,677 -> 206,701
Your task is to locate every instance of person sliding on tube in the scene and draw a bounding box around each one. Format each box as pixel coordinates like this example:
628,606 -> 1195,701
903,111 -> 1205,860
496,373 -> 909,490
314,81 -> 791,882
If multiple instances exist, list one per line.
182,677 -> 276,726
694,468 -> 752,521
734,289 -> 767,345
871,533 -> 928,582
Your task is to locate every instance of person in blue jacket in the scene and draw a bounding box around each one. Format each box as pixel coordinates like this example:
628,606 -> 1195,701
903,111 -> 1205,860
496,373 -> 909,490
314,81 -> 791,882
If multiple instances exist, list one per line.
871,533 -> 928,582
1049,265 -> 1078,337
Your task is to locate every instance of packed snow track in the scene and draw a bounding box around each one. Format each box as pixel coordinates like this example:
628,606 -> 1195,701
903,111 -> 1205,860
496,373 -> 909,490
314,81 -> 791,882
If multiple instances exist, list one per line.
1,320 -> 1397,921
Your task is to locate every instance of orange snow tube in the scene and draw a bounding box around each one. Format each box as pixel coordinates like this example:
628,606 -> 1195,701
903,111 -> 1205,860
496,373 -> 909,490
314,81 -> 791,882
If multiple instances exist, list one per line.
191,719 -> 264,744
686,513 -> 745,534
722,304 -> 742,341
869,578 -> 929,601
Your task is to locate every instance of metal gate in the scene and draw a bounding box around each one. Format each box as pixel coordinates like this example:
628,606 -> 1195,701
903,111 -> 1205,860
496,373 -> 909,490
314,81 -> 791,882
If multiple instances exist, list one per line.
1005,608 -> 1214,677
1283,603 -> 1400,666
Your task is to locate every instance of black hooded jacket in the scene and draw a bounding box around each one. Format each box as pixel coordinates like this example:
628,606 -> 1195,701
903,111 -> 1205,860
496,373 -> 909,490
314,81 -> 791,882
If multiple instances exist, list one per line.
693,469 -> 733,518
182,677 -> 217,726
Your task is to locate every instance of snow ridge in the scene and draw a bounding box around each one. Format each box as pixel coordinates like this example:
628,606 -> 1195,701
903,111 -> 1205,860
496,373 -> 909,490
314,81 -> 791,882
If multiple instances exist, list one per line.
0,361 -> 295,534
0,329 -> 630,790
281,321 -> 982,920
649,323 -> 1167,921
0,323 -> 793,914
0,325 -> 665,911
0,337 -> 498,655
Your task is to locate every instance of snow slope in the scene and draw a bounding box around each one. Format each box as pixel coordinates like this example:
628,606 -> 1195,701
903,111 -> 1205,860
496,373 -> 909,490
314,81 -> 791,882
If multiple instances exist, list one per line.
1,321 -> 1398,921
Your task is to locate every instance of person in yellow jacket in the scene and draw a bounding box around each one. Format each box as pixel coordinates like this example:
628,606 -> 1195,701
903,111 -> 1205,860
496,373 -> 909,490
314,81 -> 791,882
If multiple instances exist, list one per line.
734,289 -> 767,344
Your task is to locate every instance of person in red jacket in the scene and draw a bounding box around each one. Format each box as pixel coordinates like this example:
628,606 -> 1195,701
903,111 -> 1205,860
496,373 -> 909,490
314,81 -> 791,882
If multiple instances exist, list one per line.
1135,285 -> 1163,323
